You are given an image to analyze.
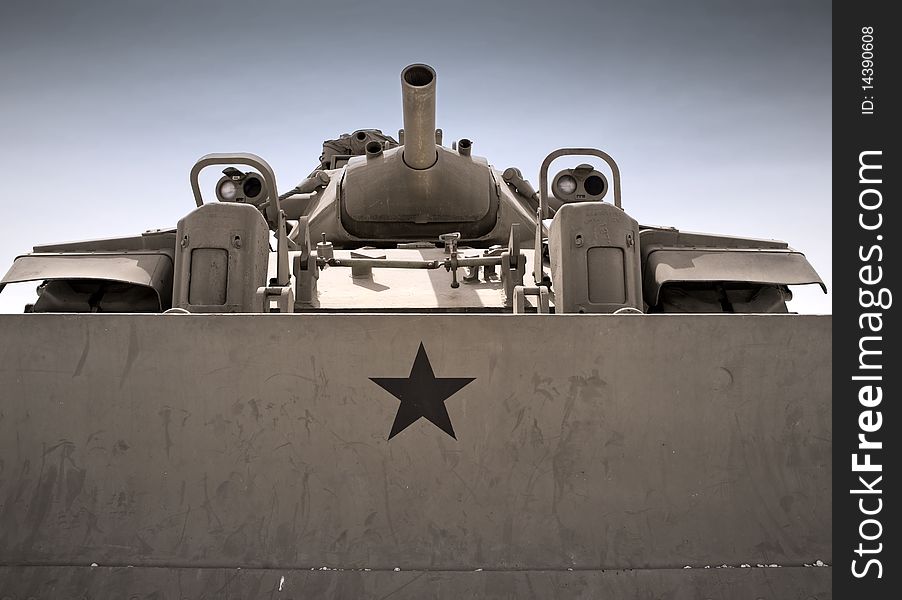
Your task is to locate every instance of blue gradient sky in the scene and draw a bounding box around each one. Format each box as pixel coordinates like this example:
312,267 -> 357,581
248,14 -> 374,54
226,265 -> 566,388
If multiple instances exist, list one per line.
0,0 -> 831,312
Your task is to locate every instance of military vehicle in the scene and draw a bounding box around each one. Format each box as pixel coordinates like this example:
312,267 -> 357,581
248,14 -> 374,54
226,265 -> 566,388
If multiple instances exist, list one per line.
0,64 -> 830,598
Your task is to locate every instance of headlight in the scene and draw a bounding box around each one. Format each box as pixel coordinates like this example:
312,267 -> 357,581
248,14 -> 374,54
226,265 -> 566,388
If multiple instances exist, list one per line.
584,174 -> 607,197
556,174 -> 577,196
551,165 -> 609,202
215,169 -> 267,205
218,179 -> 239,201
242,175 -> 263,199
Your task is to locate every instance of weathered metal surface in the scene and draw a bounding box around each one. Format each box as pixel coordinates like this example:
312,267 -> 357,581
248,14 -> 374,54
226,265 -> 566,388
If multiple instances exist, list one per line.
0,314 -> 831,594
643,248 -> 826,305
400,64 -> 437,170
0,565 -> 831,599
0,253 -> 173,296
287,248 -> 540,310
340,146 -> 498,240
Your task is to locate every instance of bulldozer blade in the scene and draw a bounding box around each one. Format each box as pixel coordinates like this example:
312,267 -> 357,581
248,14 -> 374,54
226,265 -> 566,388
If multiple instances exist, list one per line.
0,314 -> 831,597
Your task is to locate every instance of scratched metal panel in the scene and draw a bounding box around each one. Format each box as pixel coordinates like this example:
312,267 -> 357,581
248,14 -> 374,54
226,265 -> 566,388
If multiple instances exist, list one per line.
0,565 -> 831,599
0,314 -> 831,577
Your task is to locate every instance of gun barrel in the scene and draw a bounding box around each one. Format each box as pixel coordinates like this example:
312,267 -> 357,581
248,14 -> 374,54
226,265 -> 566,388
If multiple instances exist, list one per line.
401,64 -> 437,170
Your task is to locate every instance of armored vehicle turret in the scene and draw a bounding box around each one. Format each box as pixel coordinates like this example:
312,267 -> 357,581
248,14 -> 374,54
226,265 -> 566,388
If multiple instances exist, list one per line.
1,63 -> 824,314
0,65 -> 831,598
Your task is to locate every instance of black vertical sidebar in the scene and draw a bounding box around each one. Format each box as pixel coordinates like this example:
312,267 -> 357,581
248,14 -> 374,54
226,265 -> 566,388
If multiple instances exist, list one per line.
834,1 -> 899,598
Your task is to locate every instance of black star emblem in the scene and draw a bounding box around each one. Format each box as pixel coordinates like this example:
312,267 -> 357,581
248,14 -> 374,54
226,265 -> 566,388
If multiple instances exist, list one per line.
370,343 -> 475,440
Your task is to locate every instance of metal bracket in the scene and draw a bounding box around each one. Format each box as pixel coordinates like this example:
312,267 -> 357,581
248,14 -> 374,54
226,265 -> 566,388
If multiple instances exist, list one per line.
292,217 -> 319,307
255,285 -> 294,313
533,148 -> 622,288
462,264 -> 480,283
534,209 -> 548,287
439,232 -> 461,254
190,152 -> 290,286
481,245 -> 504,281
350,250 -> 387,278
512,285 -> 550,314
445,251 -> 461,288
502,224 -> 526,307
439,232 -> 462,288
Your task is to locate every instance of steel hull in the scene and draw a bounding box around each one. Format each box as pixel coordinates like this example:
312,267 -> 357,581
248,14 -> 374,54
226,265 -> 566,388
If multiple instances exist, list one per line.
0,314 -> 832,597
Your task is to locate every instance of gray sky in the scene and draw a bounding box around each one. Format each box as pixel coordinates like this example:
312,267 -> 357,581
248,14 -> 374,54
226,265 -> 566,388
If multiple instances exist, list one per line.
0,0 -> 831,313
